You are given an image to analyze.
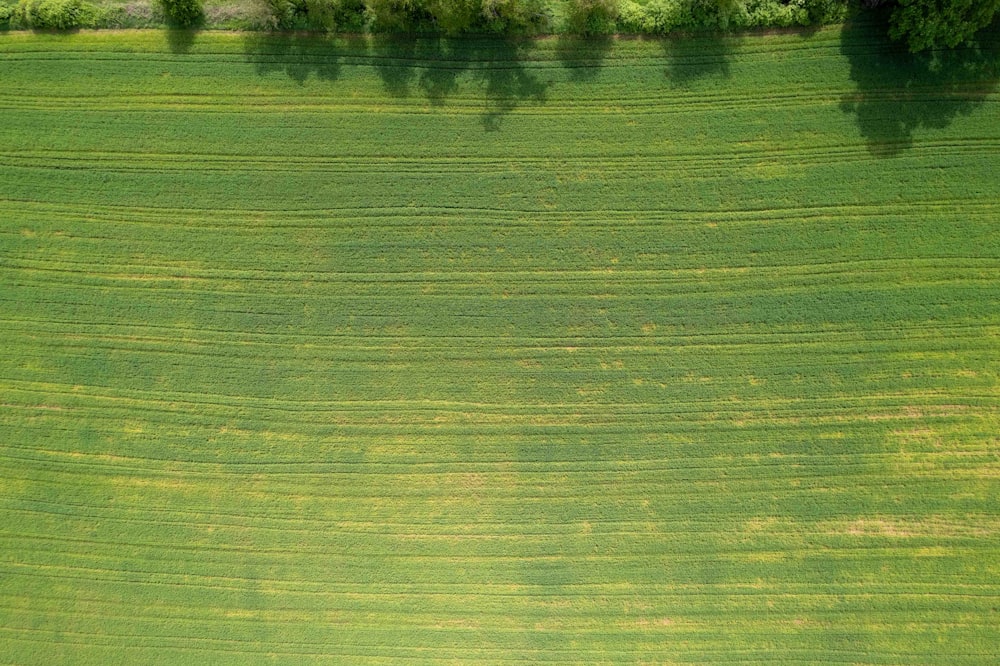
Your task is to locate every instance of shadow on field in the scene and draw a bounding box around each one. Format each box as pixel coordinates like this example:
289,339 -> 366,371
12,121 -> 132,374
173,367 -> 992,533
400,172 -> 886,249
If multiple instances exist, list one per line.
369,36 -> 464,104
241,33 -> 548,129
243,32 -> 354,84
662,31 -> 739,87
840,10 -> 1000,157
555,34 -> 614,81
166,29 -> 197,54
370,36 -> 549,131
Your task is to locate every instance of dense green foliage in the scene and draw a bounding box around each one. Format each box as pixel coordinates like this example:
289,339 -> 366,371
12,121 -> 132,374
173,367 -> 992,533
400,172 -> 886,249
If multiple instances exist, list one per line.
1,27 -> 999,664
0,0 -> 853,33
262,0 -> 366,30
366,0 -> 547,33
889,0 -> 1000,52
0,0 -> 997,50
331,0 -> 853,33
9,0 -> 95,28
565,0 -> 619,34
160,0 -> 202,26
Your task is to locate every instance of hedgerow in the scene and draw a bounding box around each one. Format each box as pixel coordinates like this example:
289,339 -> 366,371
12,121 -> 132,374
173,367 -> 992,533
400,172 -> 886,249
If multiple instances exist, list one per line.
364,0 -> 435,31
262,0 -> 366,30
10,0 -> 96,28
3,0 -> 995,55
248,0 -> 855,35
479,0 -> 550,34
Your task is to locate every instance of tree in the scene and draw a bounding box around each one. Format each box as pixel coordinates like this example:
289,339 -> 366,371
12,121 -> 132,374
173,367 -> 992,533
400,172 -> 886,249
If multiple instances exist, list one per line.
160,0 -> 202,26
481,0 -> 550,34
424,0 -> 480,33
889,0 -> 1000,52
365,0 -> 430,31
565,0 -> 619,34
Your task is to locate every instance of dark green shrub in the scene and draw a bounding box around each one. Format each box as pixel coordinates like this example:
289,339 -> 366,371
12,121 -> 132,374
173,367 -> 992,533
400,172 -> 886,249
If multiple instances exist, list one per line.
801,0 -> 849,23
424,0 -> 478,33
308,0 -> 366,30
889,0 -> 1000,52
364,0 -> 432,31
687,0 -> 736,29
565,0 -> 618,34
160,0 -> 202,26
263,0 -> 364,30
480,0 -> 550,33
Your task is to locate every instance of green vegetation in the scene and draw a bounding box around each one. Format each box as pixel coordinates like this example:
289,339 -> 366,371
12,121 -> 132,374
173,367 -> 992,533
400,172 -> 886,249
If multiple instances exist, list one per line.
0,0 -> 853,33
1,0 -> 998,55
8,0 -> 97,28
160,0 -> 203,26
252,0 -> 848,35
565,0 -> 619,34
1,23 -> 999,664
889,0 -> 1000,52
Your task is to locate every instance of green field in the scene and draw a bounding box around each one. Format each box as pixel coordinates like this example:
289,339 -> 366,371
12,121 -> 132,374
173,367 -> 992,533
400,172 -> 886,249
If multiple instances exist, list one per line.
1,21 -> 999,664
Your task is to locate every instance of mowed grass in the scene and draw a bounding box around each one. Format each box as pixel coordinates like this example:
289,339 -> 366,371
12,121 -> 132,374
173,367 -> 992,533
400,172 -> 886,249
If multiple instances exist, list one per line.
1,22 -> 999,665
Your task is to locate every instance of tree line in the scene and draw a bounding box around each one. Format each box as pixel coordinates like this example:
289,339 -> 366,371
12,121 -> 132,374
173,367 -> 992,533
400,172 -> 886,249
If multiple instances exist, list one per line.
1,0 -> 997,53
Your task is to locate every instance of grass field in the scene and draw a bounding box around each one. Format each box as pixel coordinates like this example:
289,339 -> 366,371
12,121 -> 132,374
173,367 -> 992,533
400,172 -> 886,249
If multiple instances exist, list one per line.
1,20 -> 999,664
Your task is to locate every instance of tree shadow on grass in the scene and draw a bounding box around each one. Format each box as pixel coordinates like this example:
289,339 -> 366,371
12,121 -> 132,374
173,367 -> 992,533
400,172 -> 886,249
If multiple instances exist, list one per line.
475,38 -> 549,131
555,34 -> 614,82
662,31 -> 740,87
166,29 -> 197,54
370,36 -> 464,105
839,10 -> 1000,157
242,32 -> 346,84
370,36 -> 549,131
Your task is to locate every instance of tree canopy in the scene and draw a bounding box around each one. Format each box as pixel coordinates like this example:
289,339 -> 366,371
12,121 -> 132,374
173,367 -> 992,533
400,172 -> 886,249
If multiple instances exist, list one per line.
889,0 -> 1000,52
